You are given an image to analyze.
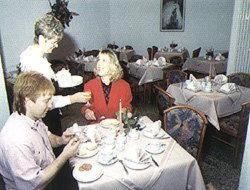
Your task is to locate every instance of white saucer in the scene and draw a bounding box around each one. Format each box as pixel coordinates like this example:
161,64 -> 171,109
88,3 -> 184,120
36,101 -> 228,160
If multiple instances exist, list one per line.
97,154 -> 118,165
76,147 -> 99,158
73,163 -> 103,183
145,143 -> 165,154
122,157 -> 151,170
142,129 -> 169,139
100,119 -> 120,129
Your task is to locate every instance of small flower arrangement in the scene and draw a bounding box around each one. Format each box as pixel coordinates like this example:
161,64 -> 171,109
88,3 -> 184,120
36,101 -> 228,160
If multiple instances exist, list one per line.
116,108 -> 139,129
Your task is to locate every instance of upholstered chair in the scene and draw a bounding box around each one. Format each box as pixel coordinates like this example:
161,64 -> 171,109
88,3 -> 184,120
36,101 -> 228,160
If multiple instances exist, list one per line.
154,85 -> 175,122
212,101 -> 250,167
163,105 -> 208,164
165,69 -> 188,87
227,72 -> 250,88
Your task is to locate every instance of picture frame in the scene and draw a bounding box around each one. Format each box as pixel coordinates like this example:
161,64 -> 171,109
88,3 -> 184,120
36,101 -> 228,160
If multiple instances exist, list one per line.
160,0 -> 185,32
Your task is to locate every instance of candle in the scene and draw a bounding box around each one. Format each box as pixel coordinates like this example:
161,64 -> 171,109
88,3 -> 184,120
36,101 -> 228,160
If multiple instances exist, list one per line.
119,99 -> 122,124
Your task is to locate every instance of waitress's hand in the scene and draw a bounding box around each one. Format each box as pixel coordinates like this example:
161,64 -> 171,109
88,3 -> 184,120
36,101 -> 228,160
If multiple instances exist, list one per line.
85,109 -> 96,120
70,92 -> 91,104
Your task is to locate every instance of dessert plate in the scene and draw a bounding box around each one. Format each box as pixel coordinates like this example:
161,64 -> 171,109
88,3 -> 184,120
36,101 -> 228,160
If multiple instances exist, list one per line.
73,163 -> 103,183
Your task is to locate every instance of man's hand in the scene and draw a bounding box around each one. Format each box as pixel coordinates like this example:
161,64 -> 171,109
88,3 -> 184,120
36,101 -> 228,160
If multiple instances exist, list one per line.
61,129 -> 74,144
70,92 -> 91,104
61,138 -> 80,159
85,109 -> 96,120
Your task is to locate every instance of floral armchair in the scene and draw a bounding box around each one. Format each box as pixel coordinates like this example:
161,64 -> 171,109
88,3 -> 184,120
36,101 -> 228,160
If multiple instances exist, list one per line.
154,85 -> 175,122
163,105 -> 207,163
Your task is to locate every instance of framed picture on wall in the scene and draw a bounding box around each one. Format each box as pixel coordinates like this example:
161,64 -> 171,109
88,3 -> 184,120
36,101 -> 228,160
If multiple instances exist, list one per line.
160,0 -> 185,32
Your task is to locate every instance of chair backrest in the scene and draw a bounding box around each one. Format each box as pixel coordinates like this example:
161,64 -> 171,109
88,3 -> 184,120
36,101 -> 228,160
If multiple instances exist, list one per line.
169,56 -> 183,69
119,61 -> 129,82
154,85 -> 175,120
163,105 -> 208,162
125,45 -> 133,50
192,47 -> 201,58
238,102 -> 250,138
147,47 -> 153,60
152,46 -> 158,58
107,44 -> 119,49
227,72 -> 250,88
165,69 -> 188,86
129,55 -> 143,62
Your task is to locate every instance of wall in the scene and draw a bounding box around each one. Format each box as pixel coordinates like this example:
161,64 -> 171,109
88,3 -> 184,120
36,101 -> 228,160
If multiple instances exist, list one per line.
109,0 -> 234,57
0,0 -> 110,72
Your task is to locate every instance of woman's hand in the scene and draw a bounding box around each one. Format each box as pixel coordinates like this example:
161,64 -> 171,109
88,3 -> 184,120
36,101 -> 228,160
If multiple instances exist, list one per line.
85,109 -> 96,120
70,92 -> 91,104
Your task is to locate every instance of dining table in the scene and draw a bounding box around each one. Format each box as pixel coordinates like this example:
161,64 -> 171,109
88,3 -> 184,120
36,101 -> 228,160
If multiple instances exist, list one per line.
69,117 -> 206,190
154,49 -> 190,63
128,61 -> 173,85
182,57 -> 227,75
167,82 -> 250,130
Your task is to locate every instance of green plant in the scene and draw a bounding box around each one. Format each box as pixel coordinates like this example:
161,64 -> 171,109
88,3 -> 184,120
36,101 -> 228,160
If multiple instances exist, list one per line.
116,108 -> 139,129
48,0 -> 79,28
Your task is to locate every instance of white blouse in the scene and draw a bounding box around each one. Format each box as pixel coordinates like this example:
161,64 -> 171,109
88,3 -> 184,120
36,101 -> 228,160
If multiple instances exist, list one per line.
20,46 -> 71,109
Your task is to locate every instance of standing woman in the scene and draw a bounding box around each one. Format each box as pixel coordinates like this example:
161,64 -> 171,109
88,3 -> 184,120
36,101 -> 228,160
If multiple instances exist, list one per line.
20,14 -> 90,135
20,14 -> 89,108
81,49 -> 133,121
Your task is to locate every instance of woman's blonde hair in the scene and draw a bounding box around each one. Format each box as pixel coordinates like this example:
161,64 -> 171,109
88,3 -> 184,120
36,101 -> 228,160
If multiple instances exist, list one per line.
95,49 -> 123,82
13,71 -> 55,115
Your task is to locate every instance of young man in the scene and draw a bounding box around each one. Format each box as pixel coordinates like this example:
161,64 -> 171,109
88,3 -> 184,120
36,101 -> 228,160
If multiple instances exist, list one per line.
0,71 -> 80,190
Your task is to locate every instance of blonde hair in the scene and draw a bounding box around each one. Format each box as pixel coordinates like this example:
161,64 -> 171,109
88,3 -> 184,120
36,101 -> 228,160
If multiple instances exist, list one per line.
95,50 -> 123,82
13,71 -> 55,115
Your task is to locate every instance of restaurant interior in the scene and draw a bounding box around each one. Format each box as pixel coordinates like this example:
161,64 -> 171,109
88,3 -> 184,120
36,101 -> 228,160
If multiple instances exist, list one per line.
0,0 -> 250,190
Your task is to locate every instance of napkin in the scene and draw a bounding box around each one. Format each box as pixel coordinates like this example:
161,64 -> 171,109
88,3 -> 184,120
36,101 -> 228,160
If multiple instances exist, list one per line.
214,74 -> 228,84
135,59 -> 145,65
144,120 -> 162,135
137,116 -> 153,129
158,56 -> 166,63
220,83 -> 237,94
215,53 -> 226,61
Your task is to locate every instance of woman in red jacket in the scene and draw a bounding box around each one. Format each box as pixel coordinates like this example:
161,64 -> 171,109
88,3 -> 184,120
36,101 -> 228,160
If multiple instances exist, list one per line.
81,49 -> 132,121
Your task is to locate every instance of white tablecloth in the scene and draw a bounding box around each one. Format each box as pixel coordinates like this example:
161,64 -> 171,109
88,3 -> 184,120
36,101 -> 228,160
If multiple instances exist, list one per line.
70,122 -> 205,190
167,83 -> 250,130
128,62 -> 173,85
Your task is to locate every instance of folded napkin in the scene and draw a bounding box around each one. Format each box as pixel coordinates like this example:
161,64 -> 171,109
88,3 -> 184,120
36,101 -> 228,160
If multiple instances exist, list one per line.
220,83 -> 237,94
215,53 -> 226,61
144,120 -> 162,136
158,56 -> 166,63
137,116 -> 153,129
135,59 -> 145,65
214,74 -> 228,84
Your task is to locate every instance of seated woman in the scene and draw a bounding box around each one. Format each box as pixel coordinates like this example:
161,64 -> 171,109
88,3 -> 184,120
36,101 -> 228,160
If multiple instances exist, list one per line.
81,50 -> 132,121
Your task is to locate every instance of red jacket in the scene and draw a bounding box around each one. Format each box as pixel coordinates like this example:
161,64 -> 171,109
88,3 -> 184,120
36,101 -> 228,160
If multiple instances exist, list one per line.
81,77 -> 132,119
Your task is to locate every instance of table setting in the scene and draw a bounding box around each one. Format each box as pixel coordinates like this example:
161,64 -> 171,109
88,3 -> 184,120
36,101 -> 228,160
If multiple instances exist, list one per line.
67,113 -> 205,190
167,74 -> 250,130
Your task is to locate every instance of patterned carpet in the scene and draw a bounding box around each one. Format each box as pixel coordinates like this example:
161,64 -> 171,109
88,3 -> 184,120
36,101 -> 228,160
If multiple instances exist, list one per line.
61,100 -> 242,190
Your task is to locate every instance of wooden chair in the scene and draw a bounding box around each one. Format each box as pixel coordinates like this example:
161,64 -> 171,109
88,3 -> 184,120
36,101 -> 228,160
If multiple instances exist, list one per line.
154,85 -> 175,122
119,61 -> 145,104
165,69 -> 188,87
124,45 -> 133,50
128,55 -> 143,62
227,72 -> 250,88
169,56 -> 183,70
83,50 -> 99,57
107,44 -> 119,49
192,47 -> 201,58
163,105 -> 208,164
147,47 -> 153,60
212,101 -> 250,167
152,46 -> 158,59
